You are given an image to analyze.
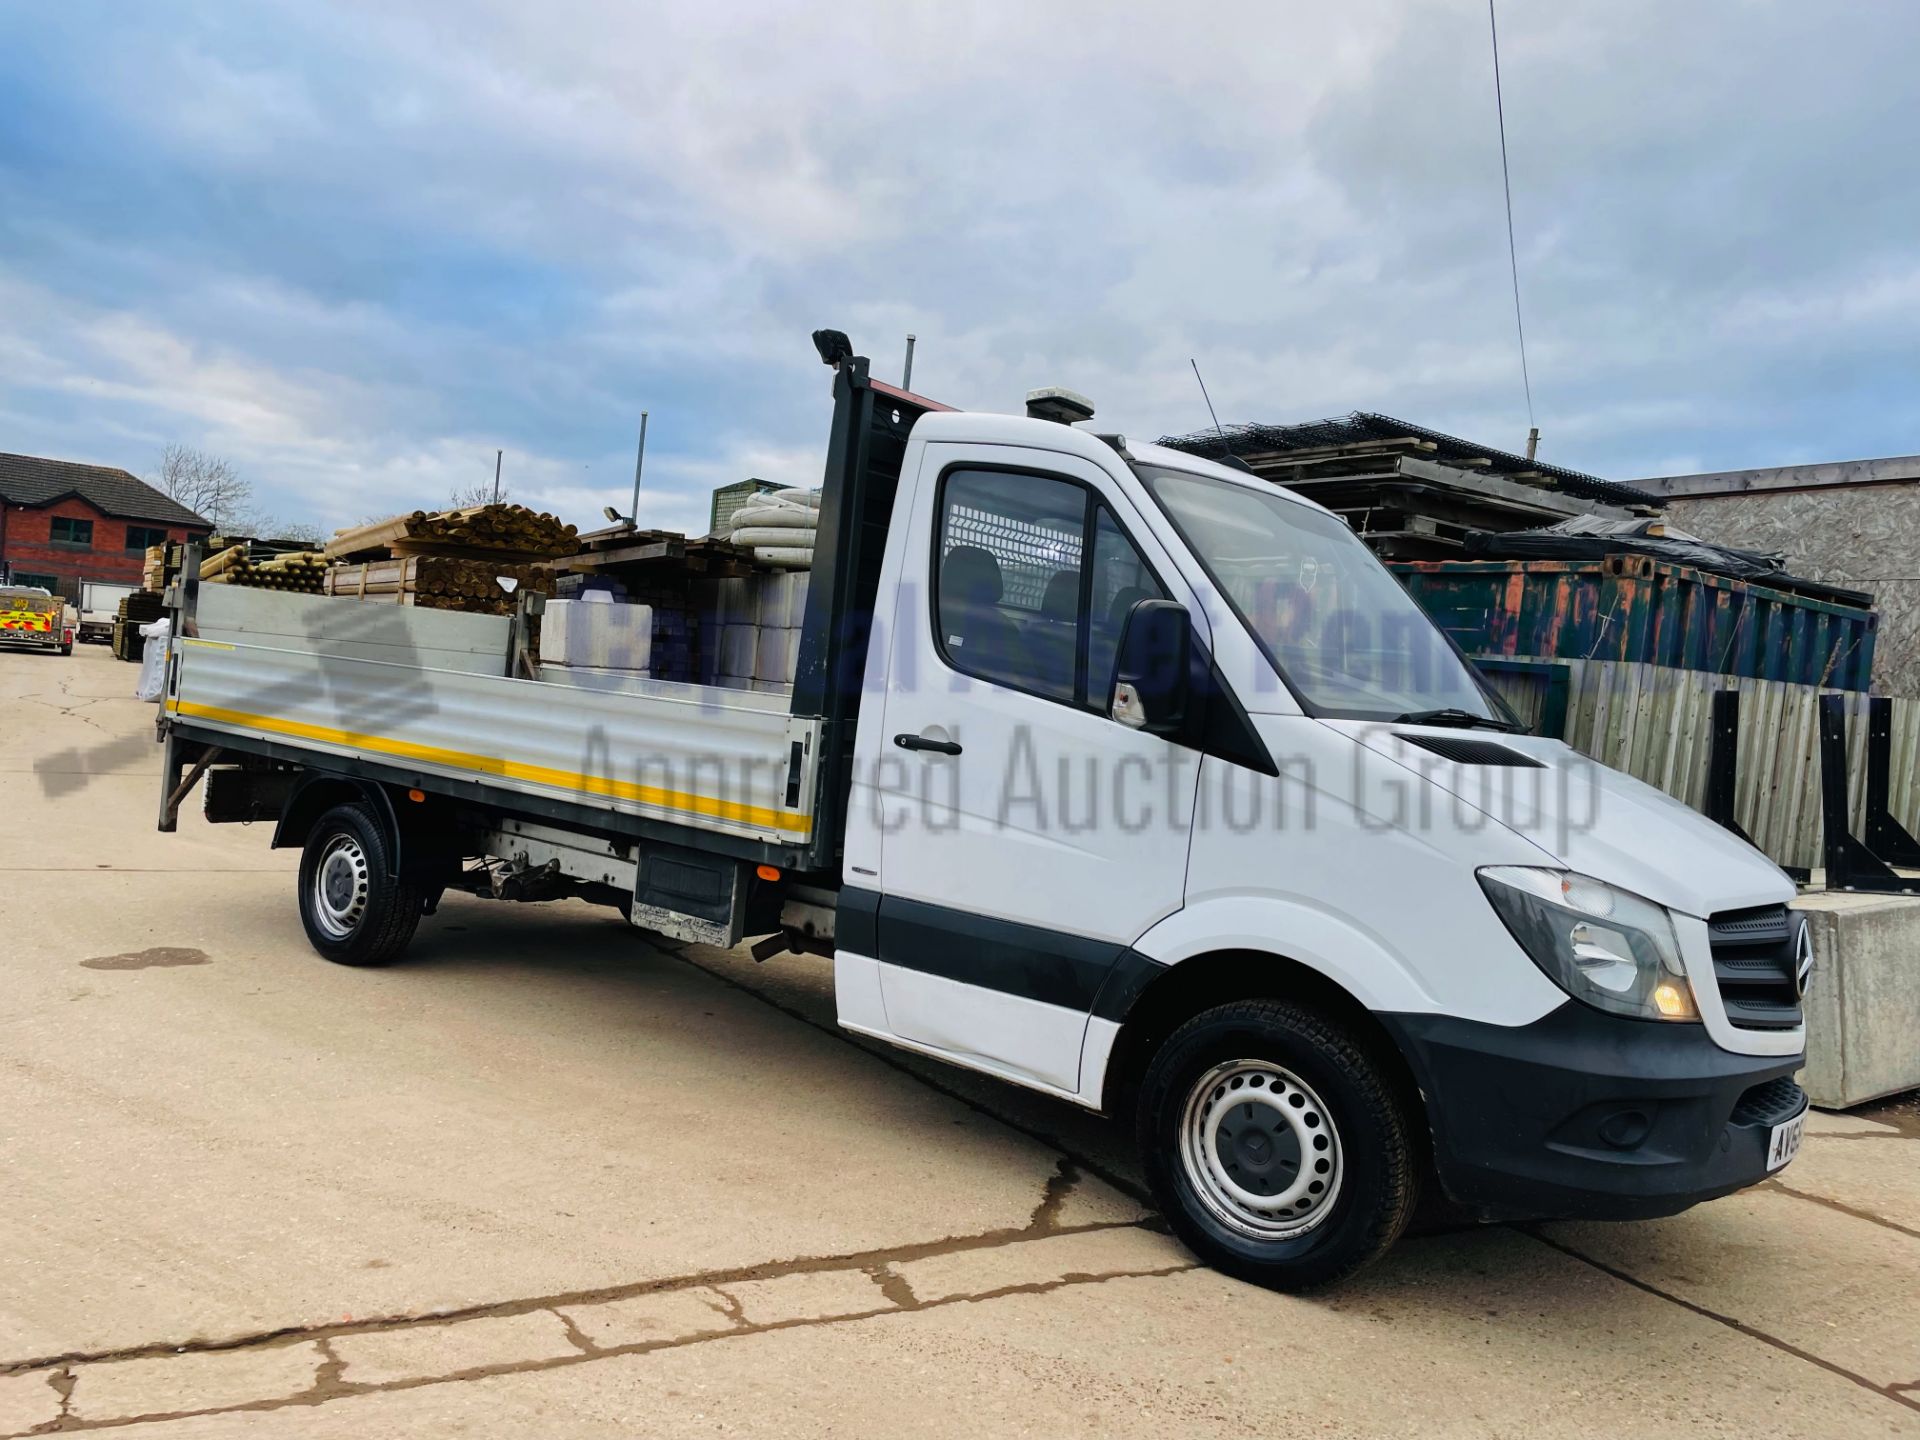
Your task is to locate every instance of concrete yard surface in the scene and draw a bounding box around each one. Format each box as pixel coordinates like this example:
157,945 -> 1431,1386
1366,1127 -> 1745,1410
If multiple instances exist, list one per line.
3,645 -> 1918,1438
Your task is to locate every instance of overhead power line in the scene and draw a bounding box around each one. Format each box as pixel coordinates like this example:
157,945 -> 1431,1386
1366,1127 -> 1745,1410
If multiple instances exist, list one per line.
1487,0 -> 1536,437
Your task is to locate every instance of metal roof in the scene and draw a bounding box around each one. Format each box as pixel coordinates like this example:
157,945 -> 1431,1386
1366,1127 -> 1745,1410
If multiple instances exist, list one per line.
1160,412 -> 1657,506
0,452 -> 210,527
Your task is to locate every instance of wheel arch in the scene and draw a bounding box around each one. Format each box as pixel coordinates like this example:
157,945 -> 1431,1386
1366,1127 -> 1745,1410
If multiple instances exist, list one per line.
274,773 -> 402,870
1095,949 -> 1425,1131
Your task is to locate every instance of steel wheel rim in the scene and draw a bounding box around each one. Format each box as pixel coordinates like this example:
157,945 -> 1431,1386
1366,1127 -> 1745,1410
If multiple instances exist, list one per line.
1178,1059 -> 1344,1241
311,834 -> 370,940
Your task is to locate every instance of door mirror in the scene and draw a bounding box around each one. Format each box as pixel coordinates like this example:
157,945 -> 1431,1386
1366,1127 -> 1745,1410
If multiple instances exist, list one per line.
1109,599 -> 1190,734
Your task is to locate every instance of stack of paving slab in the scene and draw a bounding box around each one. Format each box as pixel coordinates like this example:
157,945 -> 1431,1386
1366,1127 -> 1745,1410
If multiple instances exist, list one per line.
695,571 -> 809,695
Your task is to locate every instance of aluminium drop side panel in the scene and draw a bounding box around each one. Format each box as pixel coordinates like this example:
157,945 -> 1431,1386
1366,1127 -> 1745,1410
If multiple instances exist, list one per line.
193,585 -> 512,675
167,624 -> 819,848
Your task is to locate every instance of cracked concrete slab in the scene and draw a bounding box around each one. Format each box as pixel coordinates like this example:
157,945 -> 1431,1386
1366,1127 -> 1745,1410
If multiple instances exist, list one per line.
557,1289 -> 739,1350
1544,1186 -> 1920,1390
60,1256 -> 1920,1440
1767,1132 -> 1920,1235
891,1226 -> 1191,1305
0,661 -> 1131,1393
11,648 -> 1920,1439
69,1342 -> 326,1424
719,1268 -> 894,1327
328,1312 -> 580,1386
0,1372 -> 62,1435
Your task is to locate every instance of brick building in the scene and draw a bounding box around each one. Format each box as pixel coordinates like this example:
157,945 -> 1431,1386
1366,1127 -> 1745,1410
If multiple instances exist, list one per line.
0,452 -> 210,599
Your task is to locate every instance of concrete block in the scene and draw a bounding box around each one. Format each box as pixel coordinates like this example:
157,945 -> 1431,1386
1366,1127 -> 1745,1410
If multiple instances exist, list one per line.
1795,891 -> 1920,1109
720,624 -> 759,679
754,626 -> 799,684
714,577 -> 753,624
539,599 -> 652,671
753,571 -> 810,629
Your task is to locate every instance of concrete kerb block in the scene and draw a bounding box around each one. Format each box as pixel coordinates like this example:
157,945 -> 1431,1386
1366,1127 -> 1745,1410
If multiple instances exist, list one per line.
1794,891 -> 1920,1109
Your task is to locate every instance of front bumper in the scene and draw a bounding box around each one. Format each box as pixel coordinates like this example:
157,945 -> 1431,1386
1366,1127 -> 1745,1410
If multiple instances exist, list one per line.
1381,1003 -> 1806,1223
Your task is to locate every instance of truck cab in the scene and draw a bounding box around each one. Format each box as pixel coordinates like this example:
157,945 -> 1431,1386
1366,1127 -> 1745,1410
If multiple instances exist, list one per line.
805,344 -> 1809,1288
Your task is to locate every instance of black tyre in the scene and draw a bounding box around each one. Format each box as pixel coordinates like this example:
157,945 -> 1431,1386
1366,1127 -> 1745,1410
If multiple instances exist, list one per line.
296,802 -> 423,965
1137,1000 -> 1419,1291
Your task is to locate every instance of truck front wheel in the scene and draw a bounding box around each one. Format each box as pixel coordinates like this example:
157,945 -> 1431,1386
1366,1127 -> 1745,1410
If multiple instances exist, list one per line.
296,803 -> 423,965
1137,1000 -> 1419,1291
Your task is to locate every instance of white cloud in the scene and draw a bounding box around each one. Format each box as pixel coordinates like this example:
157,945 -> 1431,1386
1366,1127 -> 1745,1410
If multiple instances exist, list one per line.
5,0 -> 1919,525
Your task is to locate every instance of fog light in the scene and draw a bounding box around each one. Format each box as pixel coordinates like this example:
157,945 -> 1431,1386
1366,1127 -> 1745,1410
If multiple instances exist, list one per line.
1597,1109 -> 1652,1150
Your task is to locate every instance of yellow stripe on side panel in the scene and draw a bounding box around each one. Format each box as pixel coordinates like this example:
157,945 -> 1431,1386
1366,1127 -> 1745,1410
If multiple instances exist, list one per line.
169,699 -> 811,835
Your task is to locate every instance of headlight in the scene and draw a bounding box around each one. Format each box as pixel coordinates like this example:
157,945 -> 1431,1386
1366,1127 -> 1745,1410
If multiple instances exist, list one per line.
1478,866 -> 1698,1022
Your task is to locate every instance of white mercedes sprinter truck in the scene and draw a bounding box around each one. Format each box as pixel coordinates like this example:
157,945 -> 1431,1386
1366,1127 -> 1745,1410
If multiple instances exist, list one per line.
158,334 -> 1814,1289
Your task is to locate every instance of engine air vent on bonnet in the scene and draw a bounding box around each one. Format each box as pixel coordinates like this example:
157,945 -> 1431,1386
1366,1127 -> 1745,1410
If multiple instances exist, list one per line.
1396,734 -> 1544,767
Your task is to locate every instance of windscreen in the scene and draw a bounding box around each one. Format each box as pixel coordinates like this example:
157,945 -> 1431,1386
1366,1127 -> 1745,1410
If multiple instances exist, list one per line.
1141,467 -> 1496,720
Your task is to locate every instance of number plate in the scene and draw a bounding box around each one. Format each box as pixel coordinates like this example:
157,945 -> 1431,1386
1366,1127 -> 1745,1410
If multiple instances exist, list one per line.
1767,1111 -> 1806,1172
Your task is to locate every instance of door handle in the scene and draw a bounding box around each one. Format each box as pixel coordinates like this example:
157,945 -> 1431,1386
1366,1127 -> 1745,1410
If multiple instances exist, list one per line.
894,733 -> 962,756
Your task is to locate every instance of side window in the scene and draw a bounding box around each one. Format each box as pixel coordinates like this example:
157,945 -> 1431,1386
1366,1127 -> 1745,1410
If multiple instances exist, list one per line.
935,469 -> 1086,701
1085,507 -> 1168,712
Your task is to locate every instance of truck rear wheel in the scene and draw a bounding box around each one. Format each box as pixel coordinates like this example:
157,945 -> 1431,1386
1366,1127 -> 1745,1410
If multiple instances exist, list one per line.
1137,1000 -> 1418,1291
296,803 -> 422,965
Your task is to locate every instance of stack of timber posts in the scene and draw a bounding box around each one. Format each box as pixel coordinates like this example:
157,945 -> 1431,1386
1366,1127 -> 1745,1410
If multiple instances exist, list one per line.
199,546 -> 327,593
321,504 -> 577,618
323,556 -> 554,614
110,588 -> 168,661
325,505 -> 577,564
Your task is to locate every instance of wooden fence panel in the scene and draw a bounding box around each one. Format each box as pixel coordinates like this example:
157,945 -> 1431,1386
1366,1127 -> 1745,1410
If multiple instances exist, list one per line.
1476,654 -> 1920,873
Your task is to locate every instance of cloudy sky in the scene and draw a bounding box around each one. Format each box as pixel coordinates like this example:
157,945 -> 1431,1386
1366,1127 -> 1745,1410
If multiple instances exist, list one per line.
2,1 -> 1916,535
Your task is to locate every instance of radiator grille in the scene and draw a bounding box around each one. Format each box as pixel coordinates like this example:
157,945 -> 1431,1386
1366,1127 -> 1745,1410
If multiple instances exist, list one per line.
1708,904 -> 1804,1031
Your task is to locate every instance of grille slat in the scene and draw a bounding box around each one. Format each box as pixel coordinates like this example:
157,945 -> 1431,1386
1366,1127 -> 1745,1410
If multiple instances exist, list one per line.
1708,904 -> 1804,1031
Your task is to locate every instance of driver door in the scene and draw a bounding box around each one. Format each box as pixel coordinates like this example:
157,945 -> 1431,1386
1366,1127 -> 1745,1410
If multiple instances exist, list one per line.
868,445 -> 1203,1096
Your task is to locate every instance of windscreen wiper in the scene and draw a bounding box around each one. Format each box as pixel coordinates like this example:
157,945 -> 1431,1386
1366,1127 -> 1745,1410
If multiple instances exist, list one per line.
1392,707 -> 1523,733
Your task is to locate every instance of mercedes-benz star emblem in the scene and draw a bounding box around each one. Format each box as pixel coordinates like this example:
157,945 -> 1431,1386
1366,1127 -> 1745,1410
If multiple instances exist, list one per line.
1794,921 -> 1816,999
